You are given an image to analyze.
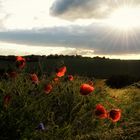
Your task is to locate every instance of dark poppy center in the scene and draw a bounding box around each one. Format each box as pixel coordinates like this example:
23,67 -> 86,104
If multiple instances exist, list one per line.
109,110 -> 118,119
95,109 -> 105,116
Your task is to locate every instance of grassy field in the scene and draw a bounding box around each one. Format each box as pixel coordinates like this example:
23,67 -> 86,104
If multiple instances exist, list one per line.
0,56 -> 140,140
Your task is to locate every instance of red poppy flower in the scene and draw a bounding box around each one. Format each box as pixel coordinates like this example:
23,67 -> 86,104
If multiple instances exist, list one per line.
95,104 -> 107,119
16,56 -> 26,69
9,71 -> 17,78
56,66 -> 66,77
4,95 -> 11,108
80,84 -> 94,95
30,73 -> 39,84
53,77 -> 59,83
108,109 -> 121,122
44,84 -> 53,94
68,75 -> 74,81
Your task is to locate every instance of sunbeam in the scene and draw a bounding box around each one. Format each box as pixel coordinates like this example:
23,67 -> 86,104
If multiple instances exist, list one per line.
106,5 -> 140,31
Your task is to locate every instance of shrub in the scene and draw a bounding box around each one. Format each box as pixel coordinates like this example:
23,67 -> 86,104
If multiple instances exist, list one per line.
105,75 -> 139,88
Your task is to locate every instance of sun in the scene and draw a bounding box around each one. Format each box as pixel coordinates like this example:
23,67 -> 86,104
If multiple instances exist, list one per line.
106,5 -> 140,31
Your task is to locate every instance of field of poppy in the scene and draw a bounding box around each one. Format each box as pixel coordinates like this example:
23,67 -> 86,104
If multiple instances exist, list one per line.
0,56 -> 140,140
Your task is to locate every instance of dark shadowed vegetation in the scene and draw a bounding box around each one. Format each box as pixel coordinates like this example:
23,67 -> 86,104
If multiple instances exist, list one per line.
106,75 -> 140,88
0,55 -> 140,79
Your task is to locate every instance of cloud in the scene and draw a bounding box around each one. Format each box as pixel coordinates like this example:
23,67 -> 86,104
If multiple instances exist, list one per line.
0,42 -> 77,56
0,14 -> 11,30
0,20 -> 4,29
0,1 -> 4,29
0,0 -> 11,30
0,24 -> 140,55
50,0 -> 111,20
50,0 -> 140,20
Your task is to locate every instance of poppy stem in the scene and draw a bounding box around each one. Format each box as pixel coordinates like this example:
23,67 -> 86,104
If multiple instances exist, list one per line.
38,58 -> 43,76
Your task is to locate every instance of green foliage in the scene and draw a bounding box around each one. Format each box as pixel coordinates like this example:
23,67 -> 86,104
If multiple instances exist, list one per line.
0,73 -> 140,139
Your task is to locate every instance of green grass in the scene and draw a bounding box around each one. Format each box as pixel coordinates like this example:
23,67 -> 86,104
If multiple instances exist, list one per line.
0,73 -> 140,140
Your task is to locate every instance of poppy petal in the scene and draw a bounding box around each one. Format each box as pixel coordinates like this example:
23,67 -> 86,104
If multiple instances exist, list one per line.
44,84 -> 53,94
108,109 -> 121,122
95,104 -> 108,119
80,84 -> 94,95
56,66 -> 66,77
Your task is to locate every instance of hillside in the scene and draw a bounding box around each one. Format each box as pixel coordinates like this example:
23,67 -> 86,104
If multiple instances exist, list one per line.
0,55 -> 140,78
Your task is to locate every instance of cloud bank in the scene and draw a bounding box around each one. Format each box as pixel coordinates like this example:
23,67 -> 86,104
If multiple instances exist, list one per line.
50,0 -> 140,20
0,24 -> 140,55
50,0 -> 112,20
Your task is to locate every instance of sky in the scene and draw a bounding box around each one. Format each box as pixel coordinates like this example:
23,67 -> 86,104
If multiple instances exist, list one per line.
0,0 -> 140,59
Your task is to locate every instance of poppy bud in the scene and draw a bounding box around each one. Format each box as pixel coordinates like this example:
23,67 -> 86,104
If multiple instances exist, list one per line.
80,84 -> 94,95
4,95 -> 11,108
68,75 -> 74,81
44,84 -> 53,94
30,73 -> 39,84
16,56 -> 26,69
